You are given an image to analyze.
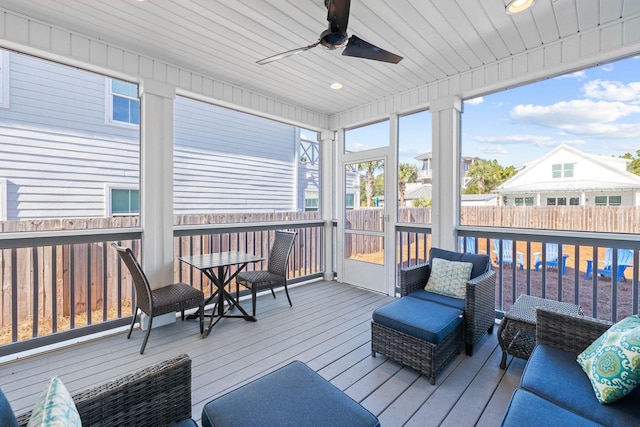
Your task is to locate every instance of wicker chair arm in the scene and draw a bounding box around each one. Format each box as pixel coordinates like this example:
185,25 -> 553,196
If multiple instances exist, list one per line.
536,309 -> 611,355
399,263 -> 430,296
17,354 -> 193,427
464,270 -> 496,348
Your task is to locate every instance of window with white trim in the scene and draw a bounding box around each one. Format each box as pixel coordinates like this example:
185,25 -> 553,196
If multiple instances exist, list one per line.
595,195 -> 622,206
552,163 -> 574,178
109,187 -> 139,215
514,197 -> 534,206
0,178 -> 7,221
0,51 -> 10,109
106,79 -> 140,126
345,194 -> 355,210
304,191 -> 318,211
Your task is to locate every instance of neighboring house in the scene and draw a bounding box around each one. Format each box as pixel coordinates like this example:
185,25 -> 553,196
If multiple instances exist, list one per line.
403,183 -> 432,207
461,194 -> 498,206
415,151 -> 479,188
0,49 -> 325,220
495,144 -> 640,206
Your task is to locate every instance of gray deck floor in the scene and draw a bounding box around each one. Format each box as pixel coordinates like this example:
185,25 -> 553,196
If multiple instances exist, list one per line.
0,281 -> 525,426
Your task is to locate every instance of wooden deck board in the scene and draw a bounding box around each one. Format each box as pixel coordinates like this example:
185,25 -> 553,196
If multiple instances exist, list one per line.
0,280 -> 519,426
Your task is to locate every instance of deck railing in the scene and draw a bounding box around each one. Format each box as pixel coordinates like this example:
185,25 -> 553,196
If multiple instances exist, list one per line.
173,220 -> 326,293
0,228 -> 142,356
0,219 -> 325,356
2,211 -> 638,356
396,224 -> 639,323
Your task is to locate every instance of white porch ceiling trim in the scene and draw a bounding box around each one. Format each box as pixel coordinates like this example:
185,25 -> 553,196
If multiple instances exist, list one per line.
329,13 -> 640,130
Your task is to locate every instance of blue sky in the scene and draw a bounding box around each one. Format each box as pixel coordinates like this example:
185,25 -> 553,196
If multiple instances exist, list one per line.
348,55 -> 639,170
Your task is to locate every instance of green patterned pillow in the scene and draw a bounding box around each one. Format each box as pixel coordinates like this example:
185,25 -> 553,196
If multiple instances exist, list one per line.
577,315 -> 640,404
425,257 -> 473,299
27,377 -> 81,427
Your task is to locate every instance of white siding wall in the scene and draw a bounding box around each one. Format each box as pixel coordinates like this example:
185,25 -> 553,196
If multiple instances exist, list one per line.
173,96 -> 298,214
0,53 -> 312,220
0,52 -> 139,219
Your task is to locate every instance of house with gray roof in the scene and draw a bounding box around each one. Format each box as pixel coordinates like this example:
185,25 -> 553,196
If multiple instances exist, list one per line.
494,144 -> 640,206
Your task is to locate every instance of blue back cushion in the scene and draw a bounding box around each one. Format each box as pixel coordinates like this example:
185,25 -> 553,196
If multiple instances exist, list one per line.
0,389 -> 18,427
430,248 -> 490,279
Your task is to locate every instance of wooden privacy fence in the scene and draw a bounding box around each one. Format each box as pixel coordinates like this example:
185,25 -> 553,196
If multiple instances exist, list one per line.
0,212 -> 320,344
461,205 -> 640,233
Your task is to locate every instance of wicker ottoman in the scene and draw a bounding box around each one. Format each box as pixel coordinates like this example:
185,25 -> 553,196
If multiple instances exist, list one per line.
201,360 -> 380,427
371,297 -> 463,384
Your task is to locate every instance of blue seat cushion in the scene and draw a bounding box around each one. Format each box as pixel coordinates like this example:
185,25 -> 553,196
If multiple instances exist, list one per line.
407,289 -> 465,311
520,344 -> 640,427
0,389 -> 18,427
372,298 -> 463,344
430,247 -> 490,279
201,360 -> 379,427
501,389 -> 600,427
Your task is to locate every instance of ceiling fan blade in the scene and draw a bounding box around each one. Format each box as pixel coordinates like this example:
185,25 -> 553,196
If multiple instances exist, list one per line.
326,0 -> 350,33
256,42 -> 320,65
342,35 -> 403,64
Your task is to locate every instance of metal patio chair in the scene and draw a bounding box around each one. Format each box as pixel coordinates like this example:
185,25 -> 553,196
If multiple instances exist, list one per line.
236,231 -> 297,317
112,244 -> 204,354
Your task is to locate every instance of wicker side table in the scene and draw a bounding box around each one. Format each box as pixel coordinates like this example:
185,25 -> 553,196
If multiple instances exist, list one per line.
498,294 -> 582,369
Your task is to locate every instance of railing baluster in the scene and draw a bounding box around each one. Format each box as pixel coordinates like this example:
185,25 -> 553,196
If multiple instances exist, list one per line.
52,245 -> 58,333
32,246 -> 38,338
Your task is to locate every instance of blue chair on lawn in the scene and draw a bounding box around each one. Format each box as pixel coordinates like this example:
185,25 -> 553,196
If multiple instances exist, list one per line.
534,243 -> 570,275
492,240 -> 524,270
585,248 -> 633,282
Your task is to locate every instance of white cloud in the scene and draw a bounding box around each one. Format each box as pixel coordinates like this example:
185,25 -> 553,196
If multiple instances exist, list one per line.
582,79 -> 640,102
465,97 -> 484,106
479,146 -> 508,155
510,99 -> 640,129
473,134 -> 585,147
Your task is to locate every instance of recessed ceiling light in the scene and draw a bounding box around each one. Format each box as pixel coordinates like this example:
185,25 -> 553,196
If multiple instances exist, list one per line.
330,82 -> 343,90
506,0 -> 535,14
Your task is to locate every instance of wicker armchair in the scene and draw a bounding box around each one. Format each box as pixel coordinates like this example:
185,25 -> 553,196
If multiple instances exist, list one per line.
399,259 -> 496,356
236,231 -> 297,317
17,354 -> 195,427
112,244 -> 204,354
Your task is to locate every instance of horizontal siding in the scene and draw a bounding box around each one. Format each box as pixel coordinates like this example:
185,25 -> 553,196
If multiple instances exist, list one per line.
0,54 -> 309,219
0,51 -> 140,219
173,96 -> 297,214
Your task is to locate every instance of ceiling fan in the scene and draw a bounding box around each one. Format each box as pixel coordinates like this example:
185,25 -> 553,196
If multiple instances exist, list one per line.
256,0 -> 403,65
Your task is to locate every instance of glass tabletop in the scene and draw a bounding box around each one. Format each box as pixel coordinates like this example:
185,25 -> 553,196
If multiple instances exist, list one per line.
179,251 -> 263,270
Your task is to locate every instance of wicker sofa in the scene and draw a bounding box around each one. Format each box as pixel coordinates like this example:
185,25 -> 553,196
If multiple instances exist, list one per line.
501,309 -> 640,427
371,248 -> 496,384
2,354 -> 195,427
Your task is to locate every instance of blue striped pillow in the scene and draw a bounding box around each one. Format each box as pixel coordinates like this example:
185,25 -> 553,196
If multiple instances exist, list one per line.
27,377 -> 81,427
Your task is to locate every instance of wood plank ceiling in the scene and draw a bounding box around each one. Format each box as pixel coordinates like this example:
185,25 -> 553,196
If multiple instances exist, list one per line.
1,0 -> 638,116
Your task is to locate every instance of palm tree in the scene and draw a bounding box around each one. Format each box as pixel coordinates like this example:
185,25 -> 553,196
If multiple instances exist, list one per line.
358,160 -> 383,207
398,163 -> 418,206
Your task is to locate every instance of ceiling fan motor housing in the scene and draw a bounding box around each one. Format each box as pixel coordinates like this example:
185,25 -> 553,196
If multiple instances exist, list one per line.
320,29 -> 348,49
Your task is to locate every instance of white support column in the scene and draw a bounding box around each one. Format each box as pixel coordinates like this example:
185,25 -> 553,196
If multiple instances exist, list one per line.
386,114 -> 399,295
320,130 -> 335,281
431,96 -> 462,251
139,79 -> 176,290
